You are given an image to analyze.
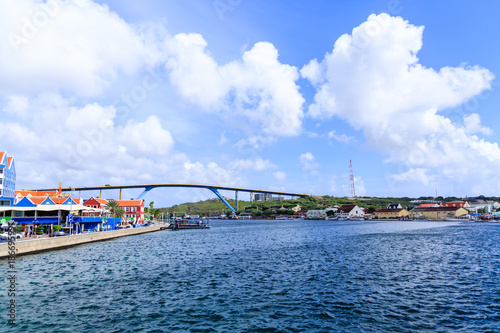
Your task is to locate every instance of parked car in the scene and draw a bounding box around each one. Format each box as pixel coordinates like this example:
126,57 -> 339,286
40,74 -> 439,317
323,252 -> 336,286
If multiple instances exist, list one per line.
54,231 -> 67,237
0,233 -> 22,239
117,225 -> 134,230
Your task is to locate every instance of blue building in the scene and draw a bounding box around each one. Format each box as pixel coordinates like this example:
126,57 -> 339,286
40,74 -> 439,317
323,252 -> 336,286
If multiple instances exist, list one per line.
0,151 -> 16,206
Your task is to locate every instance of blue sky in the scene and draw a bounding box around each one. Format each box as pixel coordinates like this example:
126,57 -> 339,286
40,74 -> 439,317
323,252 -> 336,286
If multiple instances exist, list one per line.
1,0 -> 499,206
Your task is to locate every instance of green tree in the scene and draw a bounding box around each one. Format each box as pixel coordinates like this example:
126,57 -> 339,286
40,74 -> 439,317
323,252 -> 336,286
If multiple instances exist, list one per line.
115,206 -> 125,219
105,200 -> 122,218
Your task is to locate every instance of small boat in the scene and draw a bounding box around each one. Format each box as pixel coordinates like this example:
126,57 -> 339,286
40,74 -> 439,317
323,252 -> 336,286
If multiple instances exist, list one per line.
168,218 -> 210,230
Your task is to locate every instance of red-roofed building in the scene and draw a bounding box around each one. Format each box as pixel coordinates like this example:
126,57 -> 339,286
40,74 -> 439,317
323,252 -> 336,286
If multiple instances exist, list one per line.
416,203 -> 440,209
337,204 -> 365,218
15,190 -> 61,198
441,201 -> 472,209
116,200 -> 144,224
82,197 -> 108,217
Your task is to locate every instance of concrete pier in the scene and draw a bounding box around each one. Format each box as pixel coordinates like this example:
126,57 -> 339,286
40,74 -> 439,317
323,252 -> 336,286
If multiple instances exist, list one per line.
0,225 -> 165,259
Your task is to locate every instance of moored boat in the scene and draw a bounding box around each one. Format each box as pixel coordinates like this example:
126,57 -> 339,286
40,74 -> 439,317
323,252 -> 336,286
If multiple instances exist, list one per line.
168,218 -> 210,230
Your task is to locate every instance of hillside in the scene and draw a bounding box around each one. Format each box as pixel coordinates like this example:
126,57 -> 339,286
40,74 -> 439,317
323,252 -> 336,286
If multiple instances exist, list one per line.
158,195 -> 494,218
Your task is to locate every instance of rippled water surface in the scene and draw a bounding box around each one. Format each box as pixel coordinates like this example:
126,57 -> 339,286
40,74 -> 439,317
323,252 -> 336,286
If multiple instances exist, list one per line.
1,220 -> 500,332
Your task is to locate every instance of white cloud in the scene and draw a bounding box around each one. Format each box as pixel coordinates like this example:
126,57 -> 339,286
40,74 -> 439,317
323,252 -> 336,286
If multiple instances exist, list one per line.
273,171 -> 287,181
299,152 -> 319,172
228,157 -> 277,171
0,0 -> 164,97
4,95 -> 29,118
166,35 -> 305,137
341,176 -> 367,197
303,13 -> 498,191
233,136 -> 276,157
218,131 -> 228,145
328,130 -> 355,144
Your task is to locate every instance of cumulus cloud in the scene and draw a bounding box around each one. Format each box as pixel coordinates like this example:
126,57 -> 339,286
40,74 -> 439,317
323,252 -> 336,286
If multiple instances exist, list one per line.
1,96 -> 245,200
4,95 -> 29,118
342,176 -> 367,197
328,130 -> 355,144
299,152 -> 319,172
0,0 -> 165,97
166,35 -> 305,136
273,171 -> 287,181
302,13 -> 498,192
228,157 -> 277,171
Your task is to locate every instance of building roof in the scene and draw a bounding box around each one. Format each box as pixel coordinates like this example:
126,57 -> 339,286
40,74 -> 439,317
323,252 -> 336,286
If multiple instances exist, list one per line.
376,208 -> 404,213
30,197 -> 46,205
416,203 -> 439,208
411,207 -> 462,212
7,156 -> 13,168
338,204 -> 357,212
0,151 -> 5,164
15,190 -> 61,198
116,200 -> 143,206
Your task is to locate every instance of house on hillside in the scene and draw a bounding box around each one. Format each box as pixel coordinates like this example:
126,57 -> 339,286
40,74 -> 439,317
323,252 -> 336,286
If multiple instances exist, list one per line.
336,204 -> 364,219
387,203 -> 402,209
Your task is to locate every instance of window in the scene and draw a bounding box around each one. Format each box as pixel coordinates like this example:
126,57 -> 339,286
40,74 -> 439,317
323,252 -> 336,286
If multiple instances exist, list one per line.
131,207 -> 136,212
0,168 -> 3,174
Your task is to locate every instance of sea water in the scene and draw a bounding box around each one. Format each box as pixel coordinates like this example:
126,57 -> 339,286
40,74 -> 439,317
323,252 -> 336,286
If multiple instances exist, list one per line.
1,220 -> 499,332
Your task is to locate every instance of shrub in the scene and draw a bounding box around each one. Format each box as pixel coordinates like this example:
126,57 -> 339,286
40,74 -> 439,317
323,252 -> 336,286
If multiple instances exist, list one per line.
36,225 -> 44,235
53,225 -> 62,232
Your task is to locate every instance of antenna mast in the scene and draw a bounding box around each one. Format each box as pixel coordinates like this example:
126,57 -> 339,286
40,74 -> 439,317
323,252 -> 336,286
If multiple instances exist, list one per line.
349,160 -> 356,197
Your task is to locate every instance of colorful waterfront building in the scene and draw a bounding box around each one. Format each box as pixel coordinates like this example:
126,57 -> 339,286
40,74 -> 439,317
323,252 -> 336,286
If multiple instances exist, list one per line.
373,208 -> 409,219
116,200 -> 144,224
82,197 -> 109,217
336,204 -> 365,219
409,206 -> 469,220
0,152 -> 16,206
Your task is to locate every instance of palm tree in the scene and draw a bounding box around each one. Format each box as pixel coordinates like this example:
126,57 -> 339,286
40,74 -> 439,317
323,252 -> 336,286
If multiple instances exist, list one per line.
105,200 -> 121,218
115,206 -> 125,219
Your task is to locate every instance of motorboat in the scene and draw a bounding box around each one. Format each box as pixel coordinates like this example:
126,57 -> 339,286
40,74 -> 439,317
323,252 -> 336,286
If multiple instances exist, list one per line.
168,218 -> 210,230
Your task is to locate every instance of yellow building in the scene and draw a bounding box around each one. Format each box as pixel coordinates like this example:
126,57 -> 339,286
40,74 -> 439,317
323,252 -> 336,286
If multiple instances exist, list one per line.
409,207 -> 468,220
374,208 -> 409,219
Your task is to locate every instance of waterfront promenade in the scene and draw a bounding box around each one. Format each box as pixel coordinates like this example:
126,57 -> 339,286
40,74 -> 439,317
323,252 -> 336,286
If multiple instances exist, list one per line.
0,225 -> 165,258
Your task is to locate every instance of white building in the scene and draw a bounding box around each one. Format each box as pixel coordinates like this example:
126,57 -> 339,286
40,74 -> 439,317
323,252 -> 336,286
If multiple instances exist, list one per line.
336,204 -> 365,219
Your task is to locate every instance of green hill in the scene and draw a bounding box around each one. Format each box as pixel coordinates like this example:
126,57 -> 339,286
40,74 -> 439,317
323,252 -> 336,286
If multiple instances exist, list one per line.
158,195 -> 449,218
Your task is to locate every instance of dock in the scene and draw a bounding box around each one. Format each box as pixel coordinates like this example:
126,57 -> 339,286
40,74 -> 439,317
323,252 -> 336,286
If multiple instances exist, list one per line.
0,225 -> 164,259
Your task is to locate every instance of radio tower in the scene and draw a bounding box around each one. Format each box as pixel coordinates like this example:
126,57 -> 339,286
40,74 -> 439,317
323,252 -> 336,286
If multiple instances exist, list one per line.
349,160 -> 356,197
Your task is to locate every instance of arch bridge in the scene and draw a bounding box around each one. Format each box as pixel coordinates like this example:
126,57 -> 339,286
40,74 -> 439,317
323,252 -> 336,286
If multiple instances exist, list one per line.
25,184 -> 310,213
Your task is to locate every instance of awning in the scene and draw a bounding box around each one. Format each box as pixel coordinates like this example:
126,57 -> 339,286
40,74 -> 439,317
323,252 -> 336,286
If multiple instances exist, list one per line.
0,205 -> 102,213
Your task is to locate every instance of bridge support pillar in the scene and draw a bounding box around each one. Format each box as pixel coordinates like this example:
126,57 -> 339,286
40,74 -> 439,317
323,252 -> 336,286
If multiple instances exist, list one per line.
137,187 -> 154,200
208,187 -> 236,213
235,191 -> 239,212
